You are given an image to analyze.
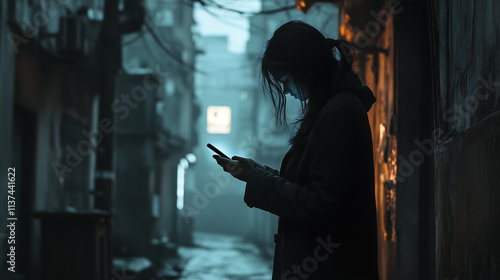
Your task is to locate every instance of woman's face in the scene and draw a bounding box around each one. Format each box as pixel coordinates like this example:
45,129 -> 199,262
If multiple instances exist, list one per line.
275,73 -> 309,101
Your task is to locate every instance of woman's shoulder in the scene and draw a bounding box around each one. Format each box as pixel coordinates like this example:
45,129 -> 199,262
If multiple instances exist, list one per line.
320,90 -> 367,117
311,90 -> 368,137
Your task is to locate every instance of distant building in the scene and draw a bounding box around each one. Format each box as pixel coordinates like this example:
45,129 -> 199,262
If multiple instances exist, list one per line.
0,0 -> 199,278
118,0 -> 200,258
189,35 -> 258,235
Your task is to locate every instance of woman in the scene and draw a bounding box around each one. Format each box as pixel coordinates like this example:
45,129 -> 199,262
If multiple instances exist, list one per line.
213,21 -> 379,280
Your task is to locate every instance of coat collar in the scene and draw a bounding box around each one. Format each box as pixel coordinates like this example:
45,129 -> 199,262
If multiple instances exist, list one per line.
335,71 -> 376,112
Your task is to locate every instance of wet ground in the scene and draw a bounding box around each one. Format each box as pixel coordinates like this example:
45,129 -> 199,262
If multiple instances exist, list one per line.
176,232 -> 273,280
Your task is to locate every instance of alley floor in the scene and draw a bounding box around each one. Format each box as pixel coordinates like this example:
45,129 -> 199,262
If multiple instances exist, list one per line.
176,232 -> 273,280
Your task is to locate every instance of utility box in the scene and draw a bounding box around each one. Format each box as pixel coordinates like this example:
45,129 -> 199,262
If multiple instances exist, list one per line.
35,210 -> 111,280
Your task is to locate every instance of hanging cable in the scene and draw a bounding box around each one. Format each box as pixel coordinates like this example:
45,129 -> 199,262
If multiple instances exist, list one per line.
143,19 -> 205,74
195,1 -> 267,35
121,29 -> 145,46
194,0 -> 296,16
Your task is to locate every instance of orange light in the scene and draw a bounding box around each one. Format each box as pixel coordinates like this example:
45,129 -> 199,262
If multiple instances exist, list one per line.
339,13 -> 354,41
295,0 -> 312,13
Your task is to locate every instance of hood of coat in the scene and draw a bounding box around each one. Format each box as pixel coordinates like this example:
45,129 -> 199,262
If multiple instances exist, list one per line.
335,71 -> 376,112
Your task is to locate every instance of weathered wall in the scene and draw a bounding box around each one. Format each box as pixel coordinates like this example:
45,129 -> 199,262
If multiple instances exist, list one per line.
339,0 -> 500,278
435,0 -> 500,279
436,113 -> 500,279
340,0 -> 398,278
1,6 -> 99,277
347,11 -> 399,280
341,1 -> 436,279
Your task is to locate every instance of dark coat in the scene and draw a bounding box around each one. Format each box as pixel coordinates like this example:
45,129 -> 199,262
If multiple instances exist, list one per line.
244,72 -> 379,280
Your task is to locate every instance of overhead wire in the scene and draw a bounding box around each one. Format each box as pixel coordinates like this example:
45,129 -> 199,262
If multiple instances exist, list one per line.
196,0 -> 296,16
140,0 -> 296,73
143,17 -> 206,74
195,1 -> 267,35
121,29 -> 145,46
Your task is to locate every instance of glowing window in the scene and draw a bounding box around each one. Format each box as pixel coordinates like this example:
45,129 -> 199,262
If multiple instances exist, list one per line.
207,106 -> 231,134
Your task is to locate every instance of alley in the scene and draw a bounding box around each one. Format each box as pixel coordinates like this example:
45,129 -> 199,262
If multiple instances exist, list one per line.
177,232 -> 273,280
1,0 -> 499,279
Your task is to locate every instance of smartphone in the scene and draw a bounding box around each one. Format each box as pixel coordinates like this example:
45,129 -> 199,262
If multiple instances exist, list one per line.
207,143 -> 230,159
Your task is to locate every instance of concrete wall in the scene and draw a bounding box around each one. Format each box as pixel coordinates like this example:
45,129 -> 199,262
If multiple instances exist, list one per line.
435,0 -> 500,279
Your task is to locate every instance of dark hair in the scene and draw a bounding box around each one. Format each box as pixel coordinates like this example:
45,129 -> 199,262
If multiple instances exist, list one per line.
259,20 -> 357,147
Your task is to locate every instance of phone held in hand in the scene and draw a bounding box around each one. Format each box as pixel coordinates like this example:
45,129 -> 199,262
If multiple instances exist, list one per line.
207,143 -> 230,159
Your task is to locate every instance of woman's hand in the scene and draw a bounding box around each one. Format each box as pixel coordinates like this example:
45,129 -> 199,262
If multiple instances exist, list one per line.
212,155 -> 264,182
